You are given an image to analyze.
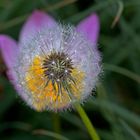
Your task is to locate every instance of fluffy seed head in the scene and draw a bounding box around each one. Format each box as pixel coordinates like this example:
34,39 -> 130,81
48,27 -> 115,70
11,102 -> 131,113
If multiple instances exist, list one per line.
14,24 -> 101,112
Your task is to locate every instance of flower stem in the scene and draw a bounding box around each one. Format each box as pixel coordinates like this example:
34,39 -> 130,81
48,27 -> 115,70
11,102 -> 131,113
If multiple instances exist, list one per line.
75,104 -> 100,140
52,113 -> 61,133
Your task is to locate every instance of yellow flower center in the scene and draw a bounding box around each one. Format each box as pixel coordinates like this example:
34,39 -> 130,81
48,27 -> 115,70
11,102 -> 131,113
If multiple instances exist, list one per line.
25,54 -> 85,111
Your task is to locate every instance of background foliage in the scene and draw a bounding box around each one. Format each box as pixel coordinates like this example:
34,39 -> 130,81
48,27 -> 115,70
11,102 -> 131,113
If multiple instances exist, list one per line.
0,0 -> 140,140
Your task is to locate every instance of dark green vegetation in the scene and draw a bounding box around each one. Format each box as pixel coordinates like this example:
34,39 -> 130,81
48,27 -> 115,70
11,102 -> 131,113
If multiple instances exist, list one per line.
0,0 -> 140,140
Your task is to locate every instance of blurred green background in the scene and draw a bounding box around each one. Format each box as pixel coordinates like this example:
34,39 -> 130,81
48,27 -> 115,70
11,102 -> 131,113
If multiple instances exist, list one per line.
0,0 -> 140,140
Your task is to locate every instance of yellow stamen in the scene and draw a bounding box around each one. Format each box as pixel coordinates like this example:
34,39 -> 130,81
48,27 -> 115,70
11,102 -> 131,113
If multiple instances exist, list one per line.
25,56 -> 85,111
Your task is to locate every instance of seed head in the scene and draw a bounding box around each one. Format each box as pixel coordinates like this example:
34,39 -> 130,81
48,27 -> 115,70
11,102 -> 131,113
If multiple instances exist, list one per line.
14,24 -> 101,111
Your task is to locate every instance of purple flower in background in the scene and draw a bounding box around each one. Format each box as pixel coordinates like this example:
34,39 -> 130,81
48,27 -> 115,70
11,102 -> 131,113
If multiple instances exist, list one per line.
0,10 -> 101,111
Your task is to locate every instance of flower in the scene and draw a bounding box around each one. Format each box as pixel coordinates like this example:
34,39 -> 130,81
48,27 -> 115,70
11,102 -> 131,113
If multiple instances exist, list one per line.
0,10 -> 101,112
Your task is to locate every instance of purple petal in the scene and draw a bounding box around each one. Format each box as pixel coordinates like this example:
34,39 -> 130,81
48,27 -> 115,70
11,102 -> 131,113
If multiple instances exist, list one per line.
0,35 -> 19,89
77,13 -> 100,44
0,35 -> 18,70
19,10 -> 56,42
0,35 -> 28,101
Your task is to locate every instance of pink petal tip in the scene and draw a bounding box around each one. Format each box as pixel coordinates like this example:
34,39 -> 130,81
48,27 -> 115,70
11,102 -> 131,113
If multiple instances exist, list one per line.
0,35 -> 18,69
77,13 -> 100,44
19,10 -> 56,42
